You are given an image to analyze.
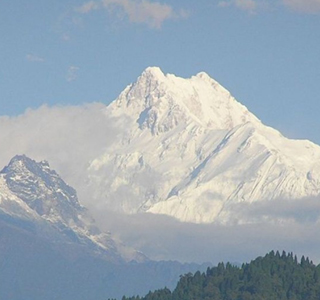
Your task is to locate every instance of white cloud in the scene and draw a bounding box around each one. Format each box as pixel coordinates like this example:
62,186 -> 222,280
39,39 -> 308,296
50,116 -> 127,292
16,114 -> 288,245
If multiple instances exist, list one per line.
26,54 -> 45,63
227,197 -> 320,224
92,206 -> 320,264
1,104 -> 320,264
0,104 -> 118,192
66,65 -> 80,82
76,0 -> 188,29
282,0 -> 320,13
87,191 -> 320,264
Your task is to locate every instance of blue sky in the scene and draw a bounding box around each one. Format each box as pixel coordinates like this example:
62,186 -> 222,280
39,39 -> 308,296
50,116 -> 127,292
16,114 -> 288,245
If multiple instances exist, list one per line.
1,0 -> 320,144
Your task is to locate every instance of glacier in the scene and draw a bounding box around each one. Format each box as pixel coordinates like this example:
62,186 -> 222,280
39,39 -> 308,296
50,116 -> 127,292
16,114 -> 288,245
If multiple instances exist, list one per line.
86,67 -> 320,224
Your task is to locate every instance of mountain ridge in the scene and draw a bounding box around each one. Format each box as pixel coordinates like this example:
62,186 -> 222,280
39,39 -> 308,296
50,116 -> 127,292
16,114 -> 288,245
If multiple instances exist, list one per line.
0,153 -> 212,299
110,66 -> 262,133
0,154 -> 146,263
86,67 -> 320,223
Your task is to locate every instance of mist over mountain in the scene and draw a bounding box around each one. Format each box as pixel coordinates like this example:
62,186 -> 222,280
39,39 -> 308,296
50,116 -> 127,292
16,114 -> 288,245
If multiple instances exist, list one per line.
1,67 -> 320,264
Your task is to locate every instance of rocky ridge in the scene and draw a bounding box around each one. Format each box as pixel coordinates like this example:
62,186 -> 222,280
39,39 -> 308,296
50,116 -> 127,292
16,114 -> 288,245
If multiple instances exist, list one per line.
0,154 -> 146,262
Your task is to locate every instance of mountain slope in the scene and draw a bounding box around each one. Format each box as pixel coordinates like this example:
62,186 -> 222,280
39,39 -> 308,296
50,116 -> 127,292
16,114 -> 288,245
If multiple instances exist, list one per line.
0,214 -> 208,300
86,67 -> 320,223
0,154 -> 211,299
0,154 -> 145,262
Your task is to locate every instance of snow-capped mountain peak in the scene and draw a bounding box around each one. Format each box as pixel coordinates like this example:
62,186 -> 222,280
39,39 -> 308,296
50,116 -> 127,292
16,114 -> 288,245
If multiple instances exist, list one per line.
2,154 -> 82,223
0,155 -> 146,262
110,67 -> 260,136
86,67 -> 320,223
141,66 -> 166,80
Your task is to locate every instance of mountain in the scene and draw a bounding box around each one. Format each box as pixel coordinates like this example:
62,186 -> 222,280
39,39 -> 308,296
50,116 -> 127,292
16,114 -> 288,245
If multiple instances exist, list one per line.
86,67 -> 320,223
0,154 -> 209,299
0,214 -> 206,300
0,154 -> 145,263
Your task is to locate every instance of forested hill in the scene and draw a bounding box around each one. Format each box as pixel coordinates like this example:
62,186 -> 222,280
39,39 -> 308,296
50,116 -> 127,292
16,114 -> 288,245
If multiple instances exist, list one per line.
117,251 -> 320,300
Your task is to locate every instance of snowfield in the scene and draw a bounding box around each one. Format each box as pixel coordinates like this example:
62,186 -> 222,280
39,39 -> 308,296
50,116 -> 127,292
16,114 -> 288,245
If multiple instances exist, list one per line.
84,67 -> 320,223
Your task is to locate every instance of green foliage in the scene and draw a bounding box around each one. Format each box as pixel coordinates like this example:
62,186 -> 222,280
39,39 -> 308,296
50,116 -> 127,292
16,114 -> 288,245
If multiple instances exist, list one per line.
121,251 -> 320,300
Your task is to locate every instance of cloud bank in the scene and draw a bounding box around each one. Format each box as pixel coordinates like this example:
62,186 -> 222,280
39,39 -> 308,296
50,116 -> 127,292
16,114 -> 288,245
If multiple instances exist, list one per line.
92,198 -> 320,264
76,0 -> 188,29
0,103 -> 118,191
1,104 -> 320,265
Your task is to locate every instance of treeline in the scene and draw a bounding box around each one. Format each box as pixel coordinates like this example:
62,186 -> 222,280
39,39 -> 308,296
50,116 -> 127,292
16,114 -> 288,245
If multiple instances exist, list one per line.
115,251 -> 320,300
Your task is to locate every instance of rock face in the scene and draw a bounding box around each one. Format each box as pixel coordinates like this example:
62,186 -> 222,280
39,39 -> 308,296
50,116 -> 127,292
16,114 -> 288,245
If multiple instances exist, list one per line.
0,154 -> 146,262
86,67 -> 320,223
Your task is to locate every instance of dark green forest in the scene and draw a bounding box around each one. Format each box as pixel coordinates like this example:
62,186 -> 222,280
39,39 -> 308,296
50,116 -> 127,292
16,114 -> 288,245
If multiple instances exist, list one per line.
116,251 -> 320,300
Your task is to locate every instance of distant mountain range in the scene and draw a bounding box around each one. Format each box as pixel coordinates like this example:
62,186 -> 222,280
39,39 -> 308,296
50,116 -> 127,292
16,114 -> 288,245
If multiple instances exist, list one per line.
2,67 -> 320,298
85,67 -> 320,223
0,155 -> 208,300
